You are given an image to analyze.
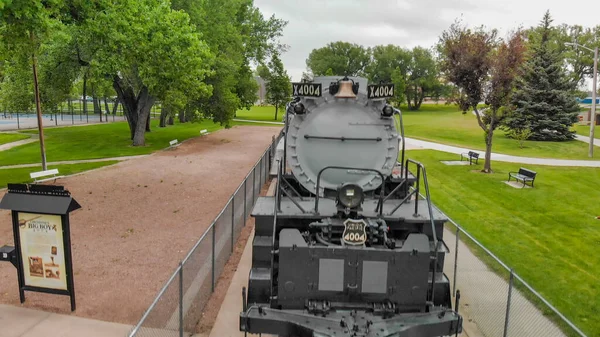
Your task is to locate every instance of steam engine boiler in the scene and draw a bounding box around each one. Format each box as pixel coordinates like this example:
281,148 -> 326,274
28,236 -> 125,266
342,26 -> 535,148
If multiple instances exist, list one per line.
240,76 -> 462,337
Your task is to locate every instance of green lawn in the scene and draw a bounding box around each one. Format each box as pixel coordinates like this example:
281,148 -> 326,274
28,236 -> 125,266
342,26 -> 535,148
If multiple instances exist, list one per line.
406,149 -> 599,336
0,133 -> 30,146
235,105 -> 284,122
1,119 -> 225,166
401,104 -> 595,160
572,124 -> 600,140
0,161 -> 118,189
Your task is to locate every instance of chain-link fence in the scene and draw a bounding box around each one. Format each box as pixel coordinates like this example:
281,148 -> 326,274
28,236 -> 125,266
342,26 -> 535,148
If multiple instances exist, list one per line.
438,204 -> 588,337
128,130 -> 282,337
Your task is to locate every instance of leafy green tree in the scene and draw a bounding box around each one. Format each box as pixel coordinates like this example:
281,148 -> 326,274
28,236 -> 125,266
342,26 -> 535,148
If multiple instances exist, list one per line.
77,0 -> 214,145
404,47 -> 439,110
306,41 -> 371,77
439,23 -> 526,173
366,45 -> 409,106
0,0 -> 65,169
173,0 -> 286,126
504,12 -> 580,141
264,53 -> 291,120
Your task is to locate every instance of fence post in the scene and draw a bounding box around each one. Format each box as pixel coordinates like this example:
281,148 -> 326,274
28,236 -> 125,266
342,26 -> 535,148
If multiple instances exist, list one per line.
453,226 -> 459,296
231,198 -> 235,254
258,158 -> 262,188
211,223 -> 216,292
503,269 -> 514,337
179,262 -> 183,337
243,179 -> 247,226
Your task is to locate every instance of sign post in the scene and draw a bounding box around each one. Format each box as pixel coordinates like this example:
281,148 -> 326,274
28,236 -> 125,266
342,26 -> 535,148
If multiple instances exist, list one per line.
0,184 -> 80,311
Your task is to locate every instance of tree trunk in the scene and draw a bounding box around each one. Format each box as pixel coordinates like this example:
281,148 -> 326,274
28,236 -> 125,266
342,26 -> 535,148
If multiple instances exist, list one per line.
82,73 -> 88,118
159,106 -> 168,127
31,49 -> 47,171
113,76 -> 154,145
483,130 -> 493,173
168,115 -> 174,125
274,104 -> 278,120
145,111 -> 151,132
112,98 -> 119,115
179,110 -> 187,123
103,97 -> 110,117
93,96 -> 102,122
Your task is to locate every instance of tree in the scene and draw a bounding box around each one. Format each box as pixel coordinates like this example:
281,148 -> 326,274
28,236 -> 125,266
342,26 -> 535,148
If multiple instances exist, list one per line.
0,0 -> 64,169
439,22 -> 526,173
173,0 -> 286,126
504,12 -> 580,141
76,0 -> 214,145
306,41 -> 371,77
264,53 -> 291,120
404,47 -> 440,110
366,45 -> 410,106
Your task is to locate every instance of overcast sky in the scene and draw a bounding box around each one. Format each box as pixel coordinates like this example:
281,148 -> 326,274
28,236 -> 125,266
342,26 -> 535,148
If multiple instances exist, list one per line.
255,0 -> 599,88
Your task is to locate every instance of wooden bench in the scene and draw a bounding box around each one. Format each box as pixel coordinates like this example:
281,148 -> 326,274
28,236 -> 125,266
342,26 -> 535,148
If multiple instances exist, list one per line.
508,168 -> 537,187
30,169 -> 62,183
460,151 -> 480,165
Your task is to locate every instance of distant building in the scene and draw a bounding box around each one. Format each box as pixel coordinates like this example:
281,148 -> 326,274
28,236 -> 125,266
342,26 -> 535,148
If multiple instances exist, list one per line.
255,76 -> 267,105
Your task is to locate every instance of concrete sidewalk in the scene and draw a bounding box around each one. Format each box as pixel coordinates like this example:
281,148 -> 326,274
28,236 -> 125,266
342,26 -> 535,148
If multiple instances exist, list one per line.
405,137 -> 600,167
0,304 -> 132,337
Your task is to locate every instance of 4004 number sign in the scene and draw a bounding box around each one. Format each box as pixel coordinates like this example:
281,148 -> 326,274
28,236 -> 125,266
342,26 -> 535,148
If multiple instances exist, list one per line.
292,83 -> 322,97
367,84 -> 395,99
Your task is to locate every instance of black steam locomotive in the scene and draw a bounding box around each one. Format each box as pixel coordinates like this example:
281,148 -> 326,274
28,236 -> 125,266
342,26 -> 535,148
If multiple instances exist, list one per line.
240,76 -> 462,337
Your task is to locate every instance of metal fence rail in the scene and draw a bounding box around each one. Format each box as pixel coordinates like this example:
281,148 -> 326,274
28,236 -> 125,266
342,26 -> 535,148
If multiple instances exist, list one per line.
128,130 -> 283,337
429,200 -> 589,337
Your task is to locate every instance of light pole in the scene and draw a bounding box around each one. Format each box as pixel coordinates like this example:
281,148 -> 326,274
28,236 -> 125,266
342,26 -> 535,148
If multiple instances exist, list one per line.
565,42 -> 598,158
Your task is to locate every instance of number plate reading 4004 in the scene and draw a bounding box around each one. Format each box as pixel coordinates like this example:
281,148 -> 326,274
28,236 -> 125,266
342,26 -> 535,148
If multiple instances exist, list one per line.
292,83 -> 322,97
367,84 -> 395,99
342,219 -> 367,245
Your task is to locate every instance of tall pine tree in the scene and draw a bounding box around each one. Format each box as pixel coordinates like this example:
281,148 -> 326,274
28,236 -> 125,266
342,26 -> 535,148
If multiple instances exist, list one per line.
504,11 -> 579,141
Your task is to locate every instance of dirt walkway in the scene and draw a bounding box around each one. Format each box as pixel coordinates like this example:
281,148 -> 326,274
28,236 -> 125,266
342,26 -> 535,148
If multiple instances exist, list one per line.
0,125 -> 280,325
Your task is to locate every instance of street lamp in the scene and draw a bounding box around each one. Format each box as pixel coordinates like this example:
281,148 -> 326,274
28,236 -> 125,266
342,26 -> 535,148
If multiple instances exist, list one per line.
565,42 -> 598,158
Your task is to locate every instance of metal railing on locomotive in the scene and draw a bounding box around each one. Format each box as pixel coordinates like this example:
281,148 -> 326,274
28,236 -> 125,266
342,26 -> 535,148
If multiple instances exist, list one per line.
271,103 -> 448,306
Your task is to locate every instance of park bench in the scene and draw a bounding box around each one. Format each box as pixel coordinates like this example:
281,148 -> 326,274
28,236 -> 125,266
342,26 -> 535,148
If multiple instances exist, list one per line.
200,129 -> 208,136
30,169 -> 62,184
508,167 -> 537,187
460,151 -> 480,165
169,139 -> 180,149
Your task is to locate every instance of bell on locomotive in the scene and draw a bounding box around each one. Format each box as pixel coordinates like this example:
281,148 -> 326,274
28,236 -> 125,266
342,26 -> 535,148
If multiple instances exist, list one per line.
240,75 -> 463,337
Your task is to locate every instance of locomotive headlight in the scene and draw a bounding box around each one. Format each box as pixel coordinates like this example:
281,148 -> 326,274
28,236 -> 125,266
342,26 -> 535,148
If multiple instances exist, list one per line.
382,104 -> 394,117
337,183 -> 364,209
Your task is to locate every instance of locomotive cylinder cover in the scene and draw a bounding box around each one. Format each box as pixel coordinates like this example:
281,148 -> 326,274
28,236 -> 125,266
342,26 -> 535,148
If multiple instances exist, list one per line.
286,77 -> 399,196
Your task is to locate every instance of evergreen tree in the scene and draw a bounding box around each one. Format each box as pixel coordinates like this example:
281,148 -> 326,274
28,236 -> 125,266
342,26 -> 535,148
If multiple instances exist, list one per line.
504,11 -> 580,141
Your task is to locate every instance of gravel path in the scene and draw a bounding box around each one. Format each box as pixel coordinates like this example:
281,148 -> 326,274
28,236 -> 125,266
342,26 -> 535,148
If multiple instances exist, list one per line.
0,125 -> 280,325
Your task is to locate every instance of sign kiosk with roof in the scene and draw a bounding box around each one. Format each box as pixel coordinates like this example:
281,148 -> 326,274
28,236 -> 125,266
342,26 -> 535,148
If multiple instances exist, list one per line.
0,183 -> 80,311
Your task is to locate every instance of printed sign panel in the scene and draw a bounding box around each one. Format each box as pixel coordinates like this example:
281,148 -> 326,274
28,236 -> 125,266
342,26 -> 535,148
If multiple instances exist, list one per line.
342,219 -> 367,246
292,82 -> 322,97
18,212 -> 67,290
367,84 -> 395,99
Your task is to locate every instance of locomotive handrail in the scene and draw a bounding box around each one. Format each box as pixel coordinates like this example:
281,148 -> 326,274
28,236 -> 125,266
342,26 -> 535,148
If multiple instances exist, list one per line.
401,158 -> 440,305
393,108 -> 406,175
314,166 -> 385,216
